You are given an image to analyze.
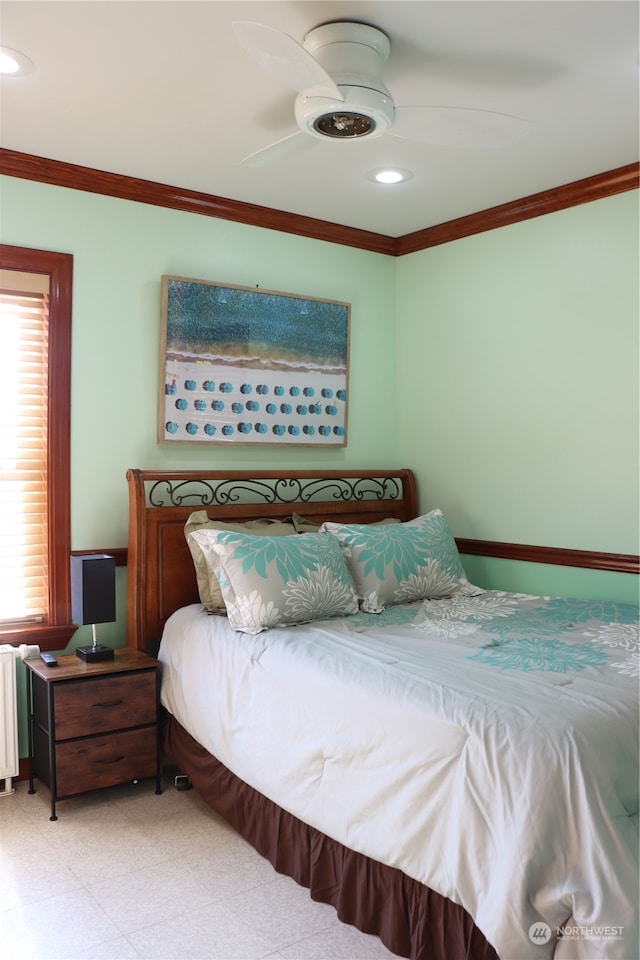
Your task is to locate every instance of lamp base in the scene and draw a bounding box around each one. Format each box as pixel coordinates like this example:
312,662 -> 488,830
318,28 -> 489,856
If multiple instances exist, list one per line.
76,644 -> 114,662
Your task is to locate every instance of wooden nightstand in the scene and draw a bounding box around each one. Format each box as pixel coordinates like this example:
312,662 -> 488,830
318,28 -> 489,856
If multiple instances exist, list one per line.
25,649 -> 162,820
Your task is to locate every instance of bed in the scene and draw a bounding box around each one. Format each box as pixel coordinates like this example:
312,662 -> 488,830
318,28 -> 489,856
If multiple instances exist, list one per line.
126,468 -> 639,960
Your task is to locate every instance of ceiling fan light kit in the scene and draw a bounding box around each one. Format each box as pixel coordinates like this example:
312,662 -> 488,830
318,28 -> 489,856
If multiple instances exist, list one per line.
233,18 -> 531,165
296,22 -> 394,141
296,87 -> 394,141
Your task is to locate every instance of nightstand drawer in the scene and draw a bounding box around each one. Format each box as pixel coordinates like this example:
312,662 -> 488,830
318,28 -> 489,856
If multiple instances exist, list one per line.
54,672 -> 156,740
56,726 -> 157,796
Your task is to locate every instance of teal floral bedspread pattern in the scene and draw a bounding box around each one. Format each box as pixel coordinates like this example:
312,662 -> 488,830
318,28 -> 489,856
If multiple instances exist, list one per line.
410,592 -> 640,675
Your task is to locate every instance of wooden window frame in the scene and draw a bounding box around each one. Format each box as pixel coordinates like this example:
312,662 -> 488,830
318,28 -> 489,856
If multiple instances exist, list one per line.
0,244 -> 75,650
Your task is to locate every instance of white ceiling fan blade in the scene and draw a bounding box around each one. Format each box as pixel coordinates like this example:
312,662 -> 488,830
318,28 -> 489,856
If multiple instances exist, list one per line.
233,21 -> 344,101
240,130 -> 319,168
393,106 -> 530,149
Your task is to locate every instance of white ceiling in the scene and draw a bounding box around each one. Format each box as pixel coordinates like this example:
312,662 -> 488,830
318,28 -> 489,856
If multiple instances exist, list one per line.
1,1 -> 638,237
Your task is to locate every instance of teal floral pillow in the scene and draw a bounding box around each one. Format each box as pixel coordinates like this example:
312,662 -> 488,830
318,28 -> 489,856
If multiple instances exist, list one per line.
184,511 -> 296,613
321,510 -> 480,614
188,530 -> 359,634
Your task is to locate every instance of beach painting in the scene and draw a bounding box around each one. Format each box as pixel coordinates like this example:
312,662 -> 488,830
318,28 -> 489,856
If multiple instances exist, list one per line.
159,276 -> 350,446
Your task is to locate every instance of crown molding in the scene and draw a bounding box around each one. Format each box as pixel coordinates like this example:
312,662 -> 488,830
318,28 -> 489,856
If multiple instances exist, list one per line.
1,149 -> 637,255
0,148 -> 395,256
395,162 -> 639,254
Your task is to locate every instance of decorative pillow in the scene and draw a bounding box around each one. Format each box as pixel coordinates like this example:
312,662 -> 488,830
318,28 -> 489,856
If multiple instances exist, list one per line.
292,512 -> 402,533
188,529 -> 359,634
321,510 -> 479,613
184,511 -> 295,613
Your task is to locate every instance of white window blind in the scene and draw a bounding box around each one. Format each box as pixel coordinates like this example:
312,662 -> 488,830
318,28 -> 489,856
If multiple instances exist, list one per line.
0,286 -> 49,625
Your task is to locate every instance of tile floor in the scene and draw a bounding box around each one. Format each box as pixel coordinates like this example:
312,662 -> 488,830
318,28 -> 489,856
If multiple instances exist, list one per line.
0,770 -> 397,960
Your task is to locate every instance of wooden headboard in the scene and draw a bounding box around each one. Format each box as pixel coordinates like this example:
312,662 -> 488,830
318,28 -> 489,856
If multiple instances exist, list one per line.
126,468 -> 418,653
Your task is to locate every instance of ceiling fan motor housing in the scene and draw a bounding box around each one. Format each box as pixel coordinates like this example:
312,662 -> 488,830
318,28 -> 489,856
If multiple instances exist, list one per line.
296,22 -> 394,141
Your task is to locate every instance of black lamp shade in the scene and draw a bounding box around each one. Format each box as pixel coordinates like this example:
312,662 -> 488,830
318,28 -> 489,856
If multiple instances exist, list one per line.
70,554 -> 116,625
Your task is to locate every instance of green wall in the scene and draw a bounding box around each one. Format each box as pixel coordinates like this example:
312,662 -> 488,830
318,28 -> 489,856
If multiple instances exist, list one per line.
1,175 -> 637,674
1,175 -> 397,651
396,191 -> 639,603
2,175 -> 400,755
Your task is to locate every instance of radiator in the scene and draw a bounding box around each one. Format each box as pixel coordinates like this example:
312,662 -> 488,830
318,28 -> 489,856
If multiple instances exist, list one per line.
0,644 -> 19,797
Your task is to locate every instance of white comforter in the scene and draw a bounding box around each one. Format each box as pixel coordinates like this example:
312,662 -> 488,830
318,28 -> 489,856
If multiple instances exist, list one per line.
158,592 -> 639,960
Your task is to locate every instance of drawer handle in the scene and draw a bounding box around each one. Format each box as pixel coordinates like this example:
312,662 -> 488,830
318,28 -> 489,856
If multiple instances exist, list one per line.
92,699 -> 124,709
94,755 -> 125,765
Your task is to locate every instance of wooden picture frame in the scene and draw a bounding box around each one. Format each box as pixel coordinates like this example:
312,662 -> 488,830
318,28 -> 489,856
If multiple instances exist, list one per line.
158,276 -> 350,446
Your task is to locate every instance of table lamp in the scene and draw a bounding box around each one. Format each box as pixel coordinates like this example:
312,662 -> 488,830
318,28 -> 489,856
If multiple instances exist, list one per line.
71,554 -> 116,661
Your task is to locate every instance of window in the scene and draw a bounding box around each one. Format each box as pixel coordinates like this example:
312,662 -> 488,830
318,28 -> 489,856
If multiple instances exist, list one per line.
0,245 -> 74,650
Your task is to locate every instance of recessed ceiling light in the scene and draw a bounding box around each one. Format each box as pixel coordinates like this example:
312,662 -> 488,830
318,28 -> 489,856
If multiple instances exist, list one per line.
0,47 -> 33,76
367,168 -> 413,184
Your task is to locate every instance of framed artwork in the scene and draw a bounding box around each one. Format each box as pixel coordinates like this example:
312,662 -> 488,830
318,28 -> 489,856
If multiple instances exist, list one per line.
158,276 -> 350,446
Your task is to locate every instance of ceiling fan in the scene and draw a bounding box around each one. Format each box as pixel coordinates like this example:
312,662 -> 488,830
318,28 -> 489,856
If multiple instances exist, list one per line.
233,20 -> 531,167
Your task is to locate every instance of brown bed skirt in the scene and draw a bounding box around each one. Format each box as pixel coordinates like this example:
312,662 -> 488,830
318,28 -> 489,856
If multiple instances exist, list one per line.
164,713 -> 499,960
